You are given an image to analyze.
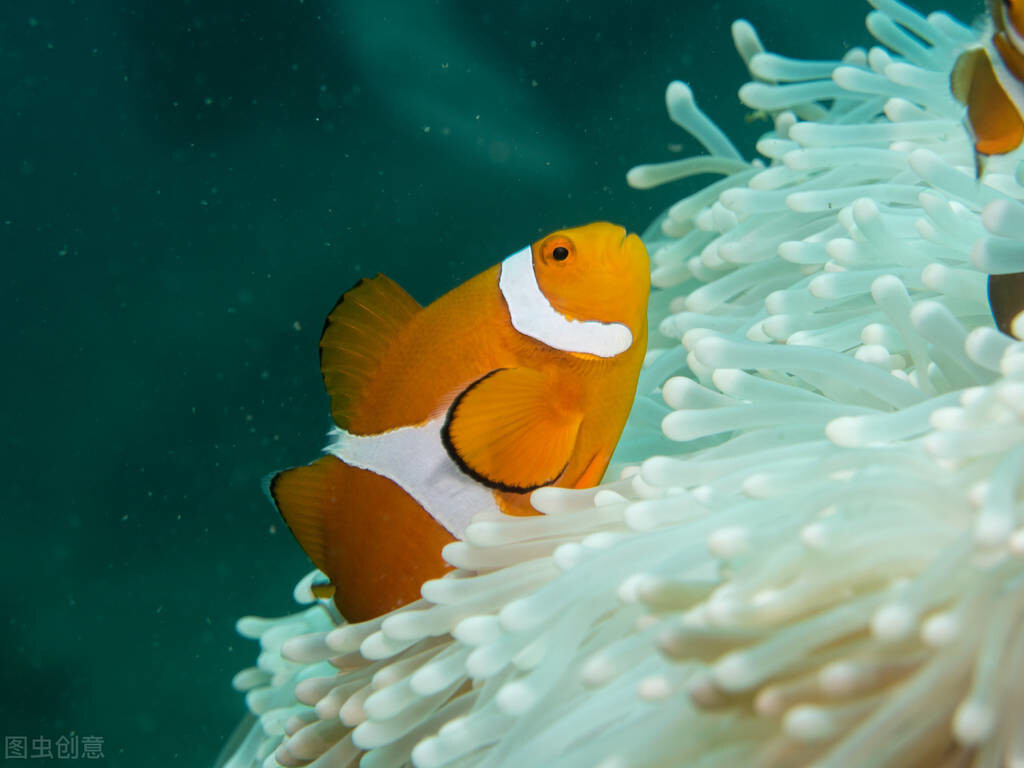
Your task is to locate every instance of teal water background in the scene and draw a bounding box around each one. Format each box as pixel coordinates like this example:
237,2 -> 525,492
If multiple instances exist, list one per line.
2,0 -> 979,764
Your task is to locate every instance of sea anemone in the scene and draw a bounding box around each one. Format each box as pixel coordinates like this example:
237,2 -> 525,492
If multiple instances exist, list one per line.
217,1 -> 1024,766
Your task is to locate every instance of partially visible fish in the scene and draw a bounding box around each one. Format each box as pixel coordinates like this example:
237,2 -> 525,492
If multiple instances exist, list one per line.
951,0 -> 1024,171
270,222 -> 650,621
988,270 -> 1024,339
950,2 -> 1024,338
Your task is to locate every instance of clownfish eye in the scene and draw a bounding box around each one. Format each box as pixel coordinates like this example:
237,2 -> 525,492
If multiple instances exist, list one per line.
542,237 -> 574,264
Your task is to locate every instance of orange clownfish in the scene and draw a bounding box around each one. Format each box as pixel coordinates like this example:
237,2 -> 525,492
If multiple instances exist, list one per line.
269,222 -> 650,622
951,0 -> 1024,172
950,1 -> 1024,337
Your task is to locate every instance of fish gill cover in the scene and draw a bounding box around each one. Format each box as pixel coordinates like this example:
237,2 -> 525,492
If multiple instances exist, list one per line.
218,1 -> 1024,766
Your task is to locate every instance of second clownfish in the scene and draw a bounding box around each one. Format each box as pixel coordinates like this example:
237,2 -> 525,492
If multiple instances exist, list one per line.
270,222 -> 650,621
951,0 -> 1024,170
949,1 -> 1024,339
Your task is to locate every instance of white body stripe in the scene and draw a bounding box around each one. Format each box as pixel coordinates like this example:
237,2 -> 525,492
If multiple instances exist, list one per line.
1005,15 -> 1024,60
986,35 -> 1024,121
498,246 -> 633,357
324,418 -> 499,538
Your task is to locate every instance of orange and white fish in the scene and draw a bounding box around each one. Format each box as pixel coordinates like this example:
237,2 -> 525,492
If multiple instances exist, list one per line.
270,222 -> 650,621
949,2 -> 1024,338
951,0 -> 1024,170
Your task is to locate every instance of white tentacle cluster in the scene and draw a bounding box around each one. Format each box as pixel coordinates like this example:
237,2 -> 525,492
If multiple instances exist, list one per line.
219,2 -> 1024,766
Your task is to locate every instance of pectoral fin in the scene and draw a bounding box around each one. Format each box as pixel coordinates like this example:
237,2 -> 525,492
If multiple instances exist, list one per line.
442,368 -> 583,492
952,46 -> 1024,165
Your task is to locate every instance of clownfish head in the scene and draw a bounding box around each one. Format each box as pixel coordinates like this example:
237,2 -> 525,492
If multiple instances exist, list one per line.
528,222 -> 650,351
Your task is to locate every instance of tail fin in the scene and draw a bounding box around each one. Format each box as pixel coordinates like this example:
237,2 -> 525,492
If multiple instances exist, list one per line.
268,455 -> 455,621
267,456 -> 342,576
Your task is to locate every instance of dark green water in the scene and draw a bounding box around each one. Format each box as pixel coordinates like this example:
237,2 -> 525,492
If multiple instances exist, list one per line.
2,0 -> 979,764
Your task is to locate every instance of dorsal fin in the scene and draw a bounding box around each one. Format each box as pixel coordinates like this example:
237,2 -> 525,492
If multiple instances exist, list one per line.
319,275 -> 421,430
